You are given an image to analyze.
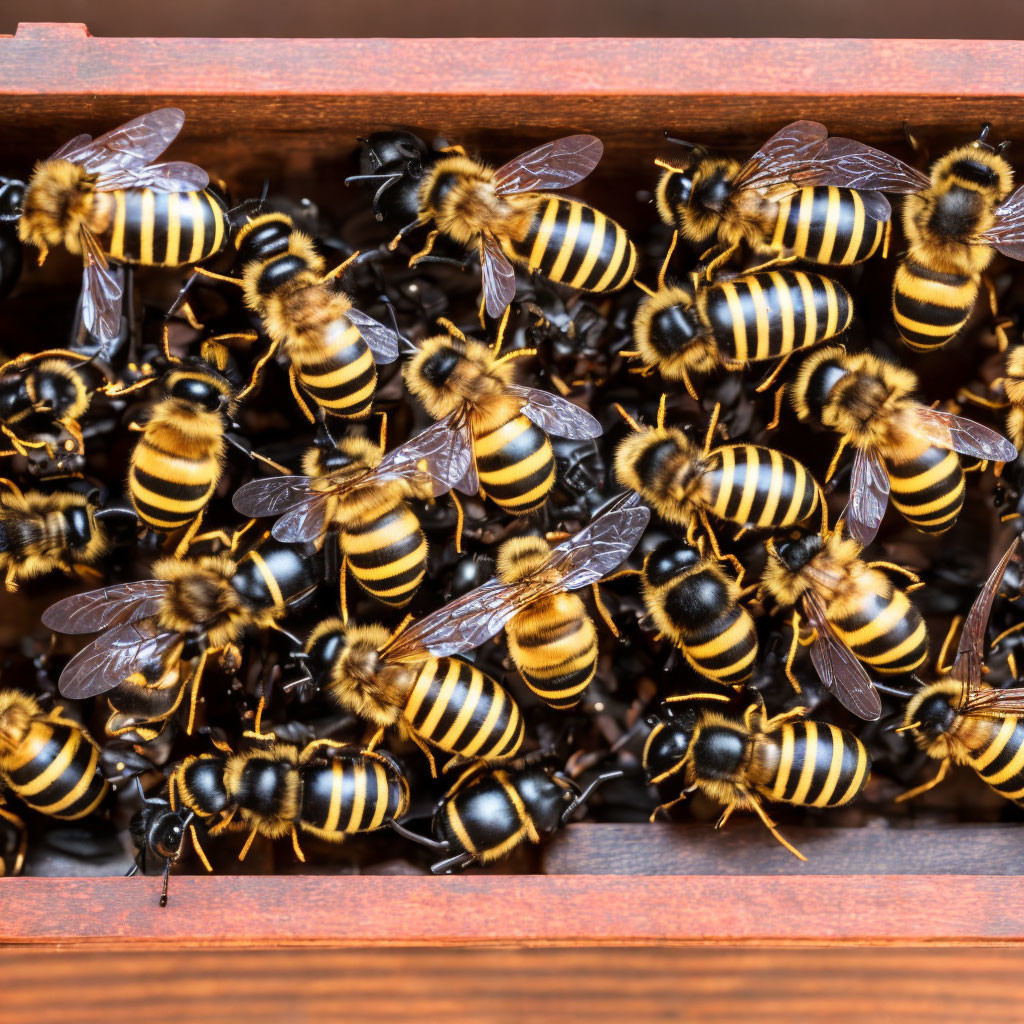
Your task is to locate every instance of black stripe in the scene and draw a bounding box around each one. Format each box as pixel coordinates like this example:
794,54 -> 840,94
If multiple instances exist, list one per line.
978,721 -> 1024,787
131,464 -> 211,503
559,204 -> 596,284
802,188 -> 830,259
581,216 -> 626,291
539,200 -> 573,277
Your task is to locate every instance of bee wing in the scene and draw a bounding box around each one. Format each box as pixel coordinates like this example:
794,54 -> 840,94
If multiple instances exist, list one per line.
57,620 -> 182,700
952,537 -> 1020,704
42,580 -> 171,634
802,592 -> 882,721
375,418 -> 475,497
79,228 -> 124,354
232,475 -> 317,518
94,161 -> 210,195
845,447 -> 890,547
492,135 -> 604,196
912,406 -> 1018,462
422,415 -> 478,496
788,136 -> 931,194
481,232 -> 518,319
346,308 -> 401,365
982,184 -> 1024,261
272,494 -> 333,544
962,686 -> 1024,716
733,121 -> 830,192
506,384 -> 602,439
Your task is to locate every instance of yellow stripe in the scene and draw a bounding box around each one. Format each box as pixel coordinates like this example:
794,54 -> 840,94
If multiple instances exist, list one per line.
478,443 -> 551,488
841,190 -> 866,264
485,700 -> 522,759
35,744 -> 98,815
592,224 -> 628,293
823,275 -> 839,339
723,283 -> 749,362
789,722 -> 818,804
568,210 -> 606,290
838,591 -> 909,647
345,763 -> 367,833
11,729 -> 77,796
187,192 -> 205,263
973,717 -> 1018,771
459,684 -> 505,758
772,271 -> 795,355
348,542 -> 426,582
781,460 -> 806,525
165,191 -> 181,265
732,446 -> 761,525
139,190 -> 155,265
245,550 -> 284,607
793,188 -> 814,258
759,448 -> 784,525
438,668 -> 484,749
814,725 -> 845,806
837,740 -> 868,804
417,660 -> 462,740
110,190 -> 126,261
528,200 -> 559,272
402,661 -> 436,724
771,726 -> 795,800
446,803 -> 476,855
548,202 -> 582,283
686,614 -> 752,659
817,187 -> 840,264
982,733 -> 1024,786
770,195 -> 791,251
324,759 -> 343,833
797,272 -> 817,347
712,446 -> 736,519
367,761 -> 389,830
208,192 -> 225,256
748,276 -> 771,360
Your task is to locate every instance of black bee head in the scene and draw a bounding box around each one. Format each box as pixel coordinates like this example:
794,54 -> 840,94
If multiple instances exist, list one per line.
644,539 -> 702,587
774,530 -> 823,573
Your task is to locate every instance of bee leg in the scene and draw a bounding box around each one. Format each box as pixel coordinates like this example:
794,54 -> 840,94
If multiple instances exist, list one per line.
409,733 -> 439,778
648,792 -> 688,823
1010,651 -> 1019,680
701,402 -> 722,454
783,612 -> 805,695
390,820 -> 450,851
762,707 -> 809,731
339,554 -> 349,626
990,620 -> 1024,651
935,615 -> 963,674
438,142 -> 468,157
958,385 -> 1008,410
287,366 -> 317,423
224,432 -> 291,475
3,565 -> 19,592
894,758 -> 950,803
590,583 -> 621,639
866,560 -> 922,589
764,384 -> 786,432
290,826 -> 307,863
185,649 -> 211,737
365,727 -> 386,752
656,230 -> 679,292
450,491 -> 465,554
742,792 -> 807,861
238,826 -> 262,862
699,242 -> 738,282
824,435 -> 850,483
71,563 -> 104,584
188,824 -> 215,873
407,231 -> 440,268
741,253 -> 797,277
318,250 -> 361,284
387,216 -> 429,253
159,856 -> 174,908
754,356 -> 791,394
430,850 -> 476,874
125,854 -> 142,879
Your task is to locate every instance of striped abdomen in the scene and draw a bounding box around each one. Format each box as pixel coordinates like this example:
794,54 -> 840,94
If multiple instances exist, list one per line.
129,415 -> 224,532
965,715 -> 1024,805
885,441 -> 964,535
700,270 -> 852,365
892,258 -> 978,351
474,412 -> 555,514
99,188 -> 227,267
504,197 -> 636,294
505,593 -> 597,709
755,721 -> 870,808
397,656 -> 524,761
828,575 -> 929,676
435,771 -> 534,863
299,750 -> 410,840
1,716 -> 108,819
290,316 -> 376,419
341,496 -> 427,606
105,661 -> 187,742
702,445 -> 820,529
768,186 -> 889,266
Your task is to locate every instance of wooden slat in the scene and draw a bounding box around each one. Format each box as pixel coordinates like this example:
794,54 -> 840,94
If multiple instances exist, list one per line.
1,874 -> 1023,946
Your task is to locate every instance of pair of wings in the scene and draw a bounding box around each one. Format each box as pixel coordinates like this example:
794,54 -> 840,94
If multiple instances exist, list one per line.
345,308 -> 403,366
49,108 -> 210,353
381,493 -> 650,662
844,406 -> 1018,546
231,418 -> 474,544
478,135 -> 604,318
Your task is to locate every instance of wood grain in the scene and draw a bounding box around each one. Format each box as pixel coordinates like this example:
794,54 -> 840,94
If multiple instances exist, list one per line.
2,947 -> 1024,1024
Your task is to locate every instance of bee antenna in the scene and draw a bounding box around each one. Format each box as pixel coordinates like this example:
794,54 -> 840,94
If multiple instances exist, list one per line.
663,131 -> 697,149
343,173 -> 398,186
0,211 -> 20,222
559,769 -> 625,826
998,140 -> 1012,156
978,123 -> 993,145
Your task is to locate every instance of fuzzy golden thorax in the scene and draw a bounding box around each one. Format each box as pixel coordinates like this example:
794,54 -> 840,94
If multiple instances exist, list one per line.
152,555 -> 251,648
141,398 -> 228,462
761,529 -> 862,609
632,286 -> 717,380
496,535 -> 552,584
614,427 -> 705,528
18,160 -> 105,256
0,690 -> 39,757
655,155 -> 742,245
419,155 -> 537,248
1003,347 -> 1024,406
223,744 -> 301,839
683,711 -> 758,803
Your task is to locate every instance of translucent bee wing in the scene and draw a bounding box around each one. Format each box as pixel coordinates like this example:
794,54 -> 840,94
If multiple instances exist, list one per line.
42,580 -> 171,634
374,418 -> 475,497
272,494 -> 332,544
506,383 -> 602,439
54,108 -> 186,175
733,121 -> 830,191
789,136 -> 931,194
232,476 -> 317,518
79,228 -> 124,354
845,447 -> 890,547
95,160 -> 210,194
912,406 -> 1018,462
481,232 -> 517,319
983,183 -> 1024,261
962,686 -> 1024,716
493,135 -> 604,197
345,308 -> 401,365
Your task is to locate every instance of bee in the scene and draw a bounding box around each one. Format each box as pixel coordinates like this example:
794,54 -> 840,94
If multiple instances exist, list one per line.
104,656 -> 195,744
0,804 -> 26,877
649,692 -> 871,860
232,417 -> 471,612
760,525 -> 929,720
15,108 -> 226,353
654,120 -> 892,275
0,176 -> 25,299
629,265 -> 853,399
798,123 -> 1024,350
189,211 -> 403,422
348,131 -> 439,229
41,533 -> 319,735
793,346 -> 1017,544
613,397 -> 822,560
127,780 -> 196,907
366,134 -> 636,318
0,690 -> 110,820
899,538 -> 1024,806
305,611 -> 527,775
404,313 -> 602,523
378,495 -> 650,710
394,760 -> 623,873
639,538 -> 759,688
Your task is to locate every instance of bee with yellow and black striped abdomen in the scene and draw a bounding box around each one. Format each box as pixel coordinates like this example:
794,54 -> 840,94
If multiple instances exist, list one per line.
654,120 -> 892,275
364,133 -> 635,318
630,265 -> 853,398
379,495 -> 650,710
404,312 -> 602,523
232,416 -> 472,612
899,538 -> 1024,806
793,346 -> 1017,544
0,804 -> 26,877
41,533 -> 320,735
14,108 -> 226,353
760,525 -> 929,721
305,614 -> 526,776
0,690 -> 110,820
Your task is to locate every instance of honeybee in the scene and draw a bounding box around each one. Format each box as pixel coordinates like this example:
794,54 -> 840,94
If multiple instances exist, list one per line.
760,525 -> 930,720
793,347 -> 1016,545
364,134 -> 636,318
127,780 -> 196,907
613,397 -> 822,559
41,534 -> 319,734
14,108 -> 226,354
232,417 -> 472,611
630,266 -> 853,398
404,313 -> 602,522
797,124 -> 1024,350
646,691 -> 871,860
394,760 -> 623,873
376,495 -> 650,710
0,690 -> 109,820
348,131 -> 439,229
190,211 -> 404,422
0,804 -> 26,877
899,538 -> 1024,806
655,120 -> 892,275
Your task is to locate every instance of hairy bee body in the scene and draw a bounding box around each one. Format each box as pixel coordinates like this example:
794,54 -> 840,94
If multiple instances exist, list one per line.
1001,347 -> 1024,451
0,691 -> 109,820
474,410 -> 555,514
886,442 -> 965,534
105,660 -> 187,743
641,540 -> 757,686
307,620 -> 525,763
